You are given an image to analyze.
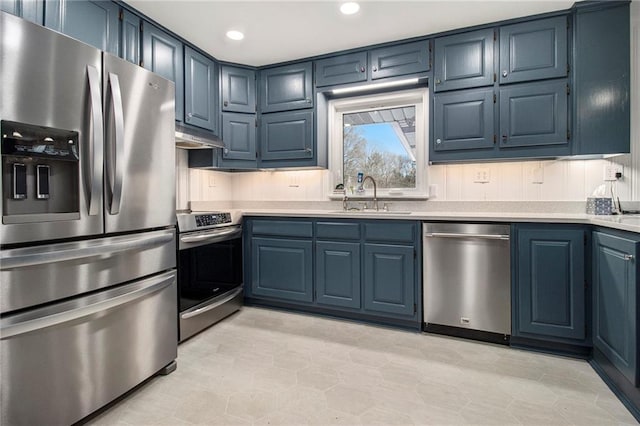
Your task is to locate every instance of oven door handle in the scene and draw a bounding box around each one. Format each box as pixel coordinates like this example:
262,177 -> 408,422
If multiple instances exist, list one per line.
180,286 -> 243,320
180,227 -> 242,245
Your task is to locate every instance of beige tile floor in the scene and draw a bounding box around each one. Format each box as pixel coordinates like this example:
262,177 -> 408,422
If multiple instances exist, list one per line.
89,307 -> 638,425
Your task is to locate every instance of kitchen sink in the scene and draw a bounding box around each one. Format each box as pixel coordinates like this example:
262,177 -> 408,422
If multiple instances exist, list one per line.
329,210 -> 412,215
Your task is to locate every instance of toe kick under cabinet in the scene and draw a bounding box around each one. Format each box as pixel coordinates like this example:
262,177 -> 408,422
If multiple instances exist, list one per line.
243,217 -> 422,330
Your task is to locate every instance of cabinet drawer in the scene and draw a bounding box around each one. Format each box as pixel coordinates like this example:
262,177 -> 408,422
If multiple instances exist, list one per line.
316,222 -> 361,240
251,220 -> 313,238
364,222 -> 415,243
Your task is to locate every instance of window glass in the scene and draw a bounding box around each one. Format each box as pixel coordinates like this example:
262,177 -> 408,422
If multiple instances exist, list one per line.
343,106 -> 416,191
328,87 -> 428,198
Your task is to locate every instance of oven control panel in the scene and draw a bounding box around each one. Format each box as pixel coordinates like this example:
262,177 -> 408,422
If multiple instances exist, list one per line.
195,213 -> 232,227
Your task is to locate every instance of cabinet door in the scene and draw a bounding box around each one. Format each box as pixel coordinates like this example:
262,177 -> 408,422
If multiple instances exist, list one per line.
433,29 -> 494,92
363,244 -> 415,317
593,232 -> 639,385
433,88 -> 494,152
120,9 -> 140,65
184,47 -> 218,133
251,237 -> 313,303
499,80 -> 568,150
500,16 -> 568,84
574,4 -> 630,156
369,41 -> 430,80
220,112 -> 256,162
260,110 -> 313,162
316,241 -> 361,309
221,66 -> 256,113
44,0 -> 119,55
315,52 -> 368,87
516,228 -> 586,341
142,22 -> 184,122
259,62 -> 313,113
1,0 -> 43,24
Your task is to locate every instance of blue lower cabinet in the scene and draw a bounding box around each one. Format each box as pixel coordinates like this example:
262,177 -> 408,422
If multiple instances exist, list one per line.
515,227 -> 586,343
363,243 -> 415,317
593,231 -> 639,385
251,237 -> 313,303
245,218 -> 419,328
316,241 -> 361,309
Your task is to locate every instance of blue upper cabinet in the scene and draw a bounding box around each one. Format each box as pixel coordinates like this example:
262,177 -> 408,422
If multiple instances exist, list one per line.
260,110 -> 314,165
44,0 -> 119,55
218,112 -> 257,168
1,0 -> 43,24
499,79 -> 569,153
221,66 -> 256,114
120,9 -> 140,65
499,16 -> 568,85
315,51 -> 368,87
515,226 -> 586,343
573,3 -> 630,156
259,62 -> 313,113
433,29 -> 494,92
142,21 -> 184,122
184,46 -> 218,133
433,88 -> 495,153
369,41 -> 430,80
593,231 -> 639,386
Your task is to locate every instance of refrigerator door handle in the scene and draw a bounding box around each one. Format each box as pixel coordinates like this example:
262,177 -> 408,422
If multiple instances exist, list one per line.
107,72 -> 125,215
87,65 -> 103,216
0,231 -> 174,270
0,272 -> 175,339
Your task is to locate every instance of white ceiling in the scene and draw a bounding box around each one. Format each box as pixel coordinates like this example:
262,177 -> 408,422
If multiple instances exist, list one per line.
126,0 -> 575,67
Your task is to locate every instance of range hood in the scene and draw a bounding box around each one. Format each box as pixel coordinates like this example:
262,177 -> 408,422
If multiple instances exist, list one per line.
175,123 -> 225,150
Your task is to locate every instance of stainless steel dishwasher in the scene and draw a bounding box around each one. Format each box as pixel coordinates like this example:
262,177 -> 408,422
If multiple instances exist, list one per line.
423,222 -> 511,344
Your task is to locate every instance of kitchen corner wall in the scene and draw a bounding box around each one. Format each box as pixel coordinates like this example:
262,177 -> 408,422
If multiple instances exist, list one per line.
181,4 -> 640,206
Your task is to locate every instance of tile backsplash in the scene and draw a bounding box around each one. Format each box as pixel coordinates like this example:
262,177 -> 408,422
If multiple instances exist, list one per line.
183,155 -> 636,203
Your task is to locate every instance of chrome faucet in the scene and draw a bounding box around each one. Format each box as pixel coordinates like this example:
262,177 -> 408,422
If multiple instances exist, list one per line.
362,175 -> 379,211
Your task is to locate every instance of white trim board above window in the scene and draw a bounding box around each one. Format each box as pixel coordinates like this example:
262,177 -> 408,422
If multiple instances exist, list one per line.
327,87 -> 429,199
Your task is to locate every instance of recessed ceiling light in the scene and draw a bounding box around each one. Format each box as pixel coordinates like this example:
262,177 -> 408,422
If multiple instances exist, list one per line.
340,2 -> 360,15
226,30 -> 244,41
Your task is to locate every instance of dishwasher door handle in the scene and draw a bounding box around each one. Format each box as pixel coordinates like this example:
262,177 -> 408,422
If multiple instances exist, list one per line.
424,232 -> 510,240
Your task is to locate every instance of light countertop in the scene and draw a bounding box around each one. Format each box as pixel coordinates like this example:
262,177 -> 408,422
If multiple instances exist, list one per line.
238,209 -> 640,234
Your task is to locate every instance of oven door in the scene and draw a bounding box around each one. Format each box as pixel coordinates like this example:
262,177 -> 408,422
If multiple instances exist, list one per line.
178,226 -> 243,342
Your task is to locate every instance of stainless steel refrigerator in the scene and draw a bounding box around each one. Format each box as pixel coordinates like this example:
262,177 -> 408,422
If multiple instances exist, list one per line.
0,12 -> 178,425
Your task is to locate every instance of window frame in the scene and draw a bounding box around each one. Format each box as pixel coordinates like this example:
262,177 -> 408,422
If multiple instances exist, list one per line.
327,87 -> 429,199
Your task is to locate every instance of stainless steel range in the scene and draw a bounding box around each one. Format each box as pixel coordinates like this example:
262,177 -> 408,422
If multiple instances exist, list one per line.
177,210 -> 243,342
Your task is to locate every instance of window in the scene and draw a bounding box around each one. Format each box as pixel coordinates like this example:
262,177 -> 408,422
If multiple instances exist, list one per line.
328,88 -> 428,198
